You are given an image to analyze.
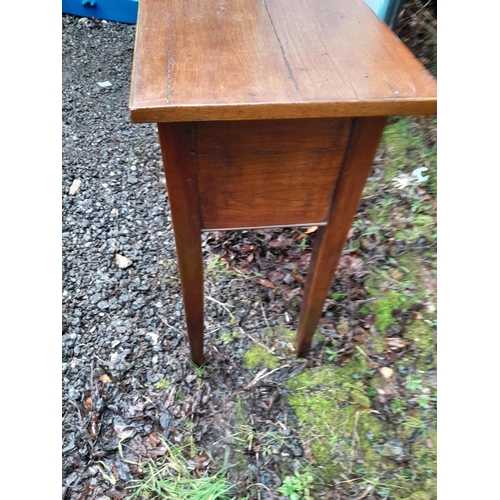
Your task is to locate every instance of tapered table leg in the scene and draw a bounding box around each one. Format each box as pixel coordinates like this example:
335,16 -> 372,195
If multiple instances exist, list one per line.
158,123 -> 205,366
295,117 -> 388,357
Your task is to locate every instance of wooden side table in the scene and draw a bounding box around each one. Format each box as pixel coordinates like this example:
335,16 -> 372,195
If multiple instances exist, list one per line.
129,0 -> 437,366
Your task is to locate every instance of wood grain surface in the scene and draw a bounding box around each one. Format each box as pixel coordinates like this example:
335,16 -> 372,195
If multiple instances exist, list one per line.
195,118 -> 351,229
130,0 -> 437,122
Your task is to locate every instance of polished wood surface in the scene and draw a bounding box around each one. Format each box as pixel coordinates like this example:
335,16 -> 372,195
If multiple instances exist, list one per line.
196,119 -> 351,230
130,0 -> 437,122
157,123 -> 205,366
295,117 -> 387,357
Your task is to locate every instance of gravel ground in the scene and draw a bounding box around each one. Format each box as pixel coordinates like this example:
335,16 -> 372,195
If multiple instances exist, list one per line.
62,15 -> 185,497
62,15 -> 311,499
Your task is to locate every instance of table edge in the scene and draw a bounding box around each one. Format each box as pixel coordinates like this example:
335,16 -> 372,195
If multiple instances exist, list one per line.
130,98 -> 437,123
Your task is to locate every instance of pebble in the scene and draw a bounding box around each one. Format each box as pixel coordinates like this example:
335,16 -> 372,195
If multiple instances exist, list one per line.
115,254 -> 133,269
68,179 -> 82,195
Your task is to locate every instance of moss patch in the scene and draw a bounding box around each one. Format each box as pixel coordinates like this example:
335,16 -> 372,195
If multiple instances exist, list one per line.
388,427 -> 437,500
244,345 -> 278,370
405,321 -> 436,368
154,378 -> 172,391
374,290 -> 407,333
382,118 -> 423,182
286,353 -> 383,480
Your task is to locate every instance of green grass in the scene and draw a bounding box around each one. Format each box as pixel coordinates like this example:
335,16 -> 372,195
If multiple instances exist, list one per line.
126,441 -> 247,500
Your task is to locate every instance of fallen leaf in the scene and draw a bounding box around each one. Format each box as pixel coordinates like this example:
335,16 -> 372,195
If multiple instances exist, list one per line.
293,274 -> 303,284
127,400 -> 144,417
259,279 -> 275,290
380,367 -> 394,379
336,317 -> 349,337
267,270 -> 285,282
386,338 -> 408,349
338,253 -> 365,277
89,413 -> 98,438
297,252 -> 312,271
268,234 -> 294,249
283,287 -> 302,301
147,433 -> 161,447
196,455 -> 210,471
389,269 -> 403,281
340,352 -> 353,365
304,226 -> 318,234
352,327 -> 368,344
99,374 -> 113,384
148,445 -> 167,459
363,314 -> 376,328
84,395 -> 92,412
240,244 -> 255,253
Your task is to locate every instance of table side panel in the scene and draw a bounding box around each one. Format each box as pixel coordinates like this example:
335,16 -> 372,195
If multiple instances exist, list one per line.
195,118 -> 352,230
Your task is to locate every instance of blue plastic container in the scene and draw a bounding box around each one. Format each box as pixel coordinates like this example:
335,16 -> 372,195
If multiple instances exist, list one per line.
62,0 -> 138,25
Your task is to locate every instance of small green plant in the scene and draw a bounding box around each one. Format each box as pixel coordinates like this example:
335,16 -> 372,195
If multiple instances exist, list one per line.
378,195 -> 395,208
417,394 -> 431,409
366,385 -> 377,398
406,375 -> 424,391
187,358 -> 207,379
329,430 -> 339,447
401,416 -> 427,437
154,378 -> 172,391
277,470 -> 314,500
299,237 -> 308,252
352,218 -> 364,229
391,398 -> 407,416
325,347 -> 338,362
205,254 -> 234,278
331,291 -> 347,301
221,331 -> 240,343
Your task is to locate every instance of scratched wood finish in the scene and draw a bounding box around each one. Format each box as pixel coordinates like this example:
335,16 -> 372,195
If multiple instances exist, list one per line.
295,117 -> 388,357
157,123 -> 205,366
130,0 -> 437,122
196,119 -> 351,229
